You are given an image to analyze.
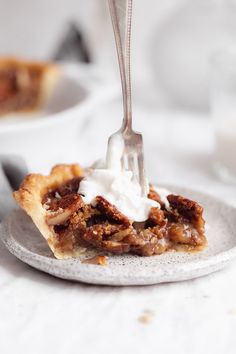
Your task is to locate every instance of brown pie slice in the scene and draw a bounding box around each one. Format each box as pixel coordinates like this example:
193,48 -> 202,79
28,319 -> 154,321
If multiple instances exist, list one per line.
14,164 -> 207,259
0,57 -> 60,115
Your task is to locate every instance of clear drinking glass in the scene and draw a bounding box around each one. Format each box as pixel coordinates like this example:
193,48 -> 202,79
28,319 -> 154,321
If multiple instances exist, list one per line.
211,48 -> 236,183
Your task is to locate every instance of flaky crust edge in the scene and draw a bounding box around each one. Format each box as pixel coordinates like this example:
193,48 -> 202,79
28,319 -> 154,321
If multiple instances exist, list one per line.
13,164 -> 84,259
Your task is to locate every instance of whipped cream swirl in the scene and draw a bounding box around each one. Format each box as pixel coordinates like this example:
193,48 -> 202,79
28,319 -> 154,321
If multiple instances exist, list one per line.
79,166 -> 159,222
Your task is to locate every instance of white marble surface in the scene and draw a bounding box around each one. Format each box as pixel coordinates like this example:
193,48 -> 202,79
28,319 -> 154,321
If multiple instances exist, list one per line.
1,97 -> 236,353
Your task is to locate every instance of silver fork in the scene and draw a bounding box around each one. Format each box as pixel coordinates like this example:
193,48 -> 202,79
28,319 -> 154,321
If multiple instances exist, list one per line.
106,0 -> 148,196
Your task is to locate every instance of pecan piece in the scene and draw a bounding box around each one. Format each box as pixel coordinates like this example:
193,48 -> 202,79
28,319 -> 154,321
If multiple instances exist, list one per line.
82,223 -> 126,244
95,196 -> 130,226
167,194 -> 205,233
46,194 -> 84,226
82,255 -> 107,266
58,177 -> 83,196
146,207 -> 166,227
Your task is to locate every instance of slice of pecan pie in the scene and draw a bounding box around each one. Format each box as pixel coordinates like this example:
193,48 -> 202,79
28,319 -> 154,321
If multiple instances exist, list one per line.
0,57 -> 59,115
14,164 -> 207,259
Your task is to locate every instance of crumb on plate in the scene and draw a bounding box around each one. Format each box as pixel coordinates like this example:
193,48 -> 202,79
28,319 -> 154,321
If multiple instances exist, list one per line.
82,255 -> 107,266
138,310 -> 155,324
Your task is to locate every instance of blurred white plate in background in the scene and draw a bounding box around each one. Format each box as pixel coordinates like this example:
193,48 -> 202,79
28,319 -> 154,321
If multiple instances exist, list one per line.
0,63 -> 118,171
0,62 -> 115,128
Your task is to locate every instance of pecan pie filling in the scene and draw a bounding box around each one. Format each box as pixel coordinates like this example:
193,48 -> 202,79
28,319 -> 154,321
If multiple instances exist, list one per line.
42,177 -> 206,256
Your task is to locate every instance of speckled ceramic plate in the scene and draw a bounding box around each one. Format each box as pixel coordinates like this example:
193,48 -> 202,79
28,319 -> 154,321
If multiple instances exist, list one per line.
1,186 -> 236,286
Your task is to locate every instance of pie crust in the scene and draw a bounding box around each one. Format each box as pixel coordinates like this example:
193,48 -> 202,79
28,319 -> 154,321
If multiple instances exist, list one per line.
13,164 -> 84,259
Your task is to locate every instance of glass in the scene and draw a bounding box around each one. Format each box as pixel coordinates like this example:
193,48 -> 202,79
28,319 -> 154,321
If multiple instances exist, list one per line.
210,48 -> 236,183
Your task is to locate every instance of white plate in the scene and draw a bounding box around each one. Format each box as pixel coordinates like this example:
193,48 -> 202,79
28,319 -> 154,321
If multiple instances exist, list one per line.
1,186 -> 236,286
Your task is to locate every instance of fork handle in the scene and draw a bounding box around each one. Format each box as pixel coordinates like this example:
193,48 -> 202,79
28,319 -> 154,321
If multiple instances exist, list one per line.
108,0 -> 133,131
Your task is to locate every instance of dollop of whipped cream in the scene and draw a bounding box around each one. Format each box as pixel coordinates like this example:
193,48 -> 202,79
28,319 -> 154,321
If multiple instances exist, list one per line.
78,135 -> 170,221
78,164 -> 159,222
